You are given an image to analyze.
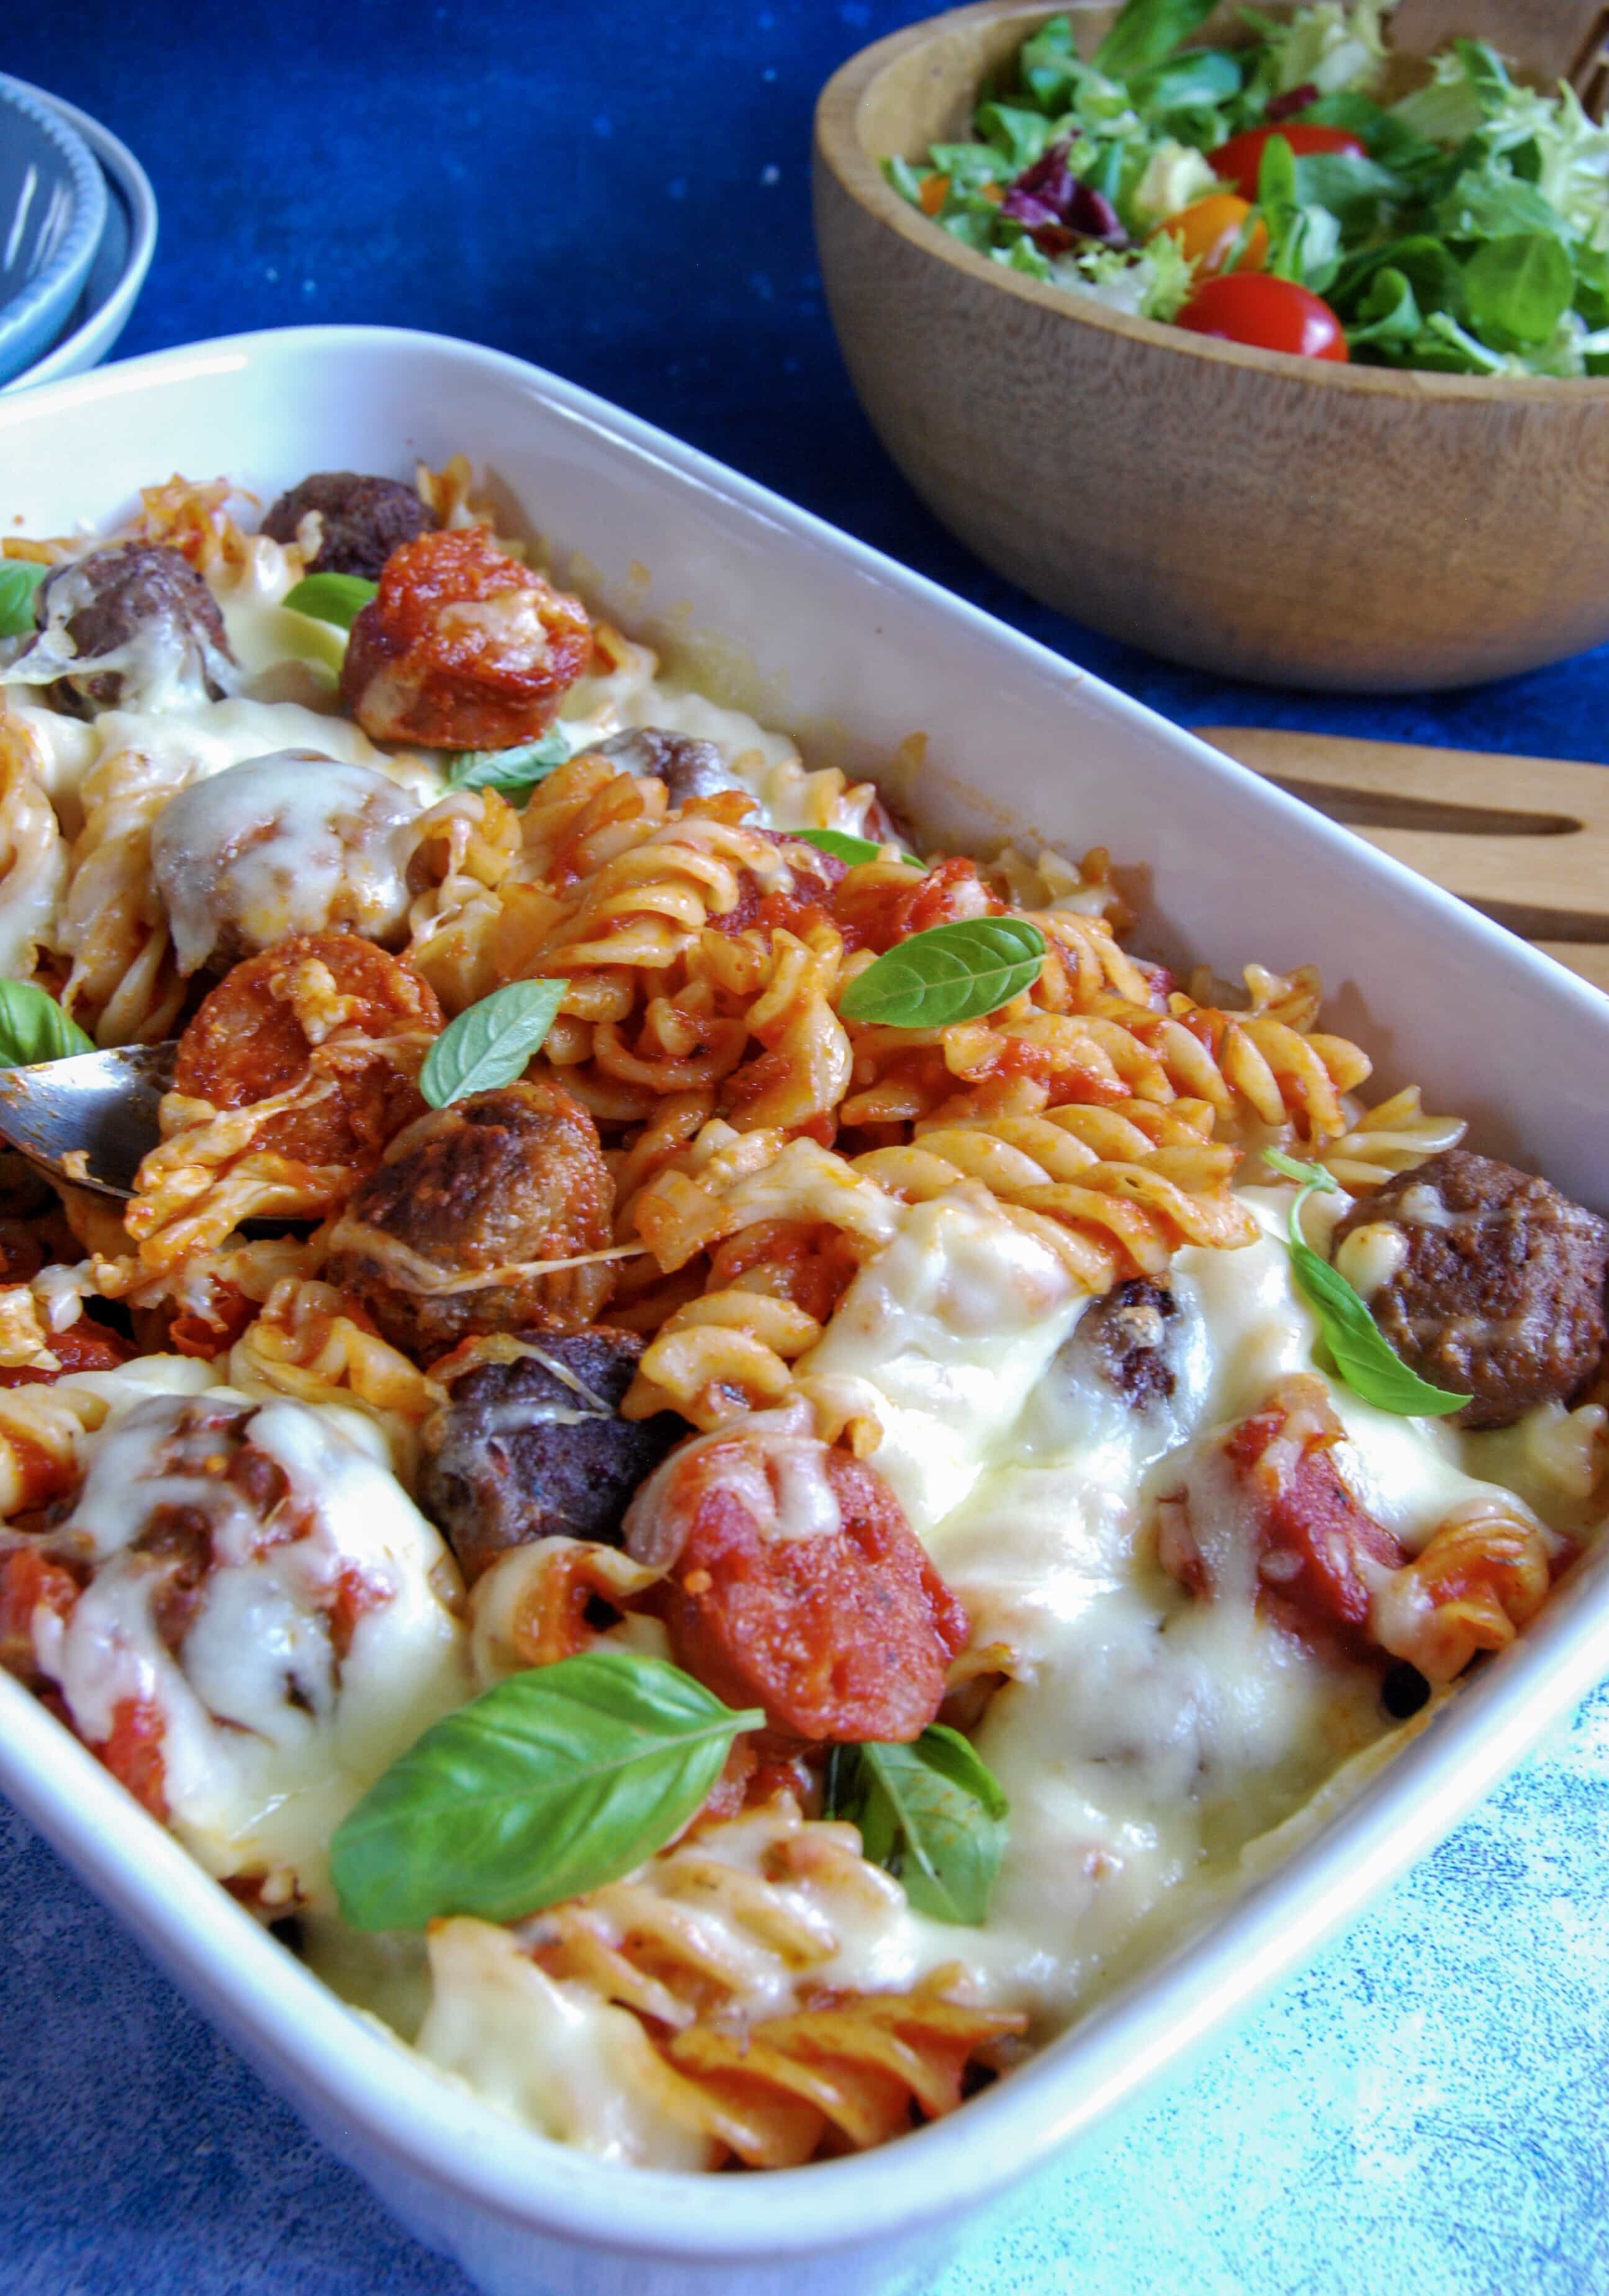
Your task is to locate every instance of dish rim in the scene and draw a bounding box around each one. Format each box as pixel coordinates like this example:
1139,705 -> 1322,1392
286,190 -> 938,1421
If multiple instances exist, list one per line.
1,320 -> 1608,2264
0,77 -> 107,379
814,0 -> 1609,403
0,75 -> 158,394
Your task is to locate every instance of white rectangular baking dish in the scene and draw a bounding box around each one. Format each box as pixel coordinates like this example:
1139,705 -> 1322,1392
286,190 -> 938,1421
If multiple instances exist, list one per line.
1,323 -> 1607,2296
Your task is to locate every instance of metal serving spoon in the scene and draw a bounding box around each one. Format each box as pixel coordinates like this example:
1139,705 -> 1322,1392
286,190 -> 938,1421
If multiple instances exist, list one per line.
0,1042 -> 176,1199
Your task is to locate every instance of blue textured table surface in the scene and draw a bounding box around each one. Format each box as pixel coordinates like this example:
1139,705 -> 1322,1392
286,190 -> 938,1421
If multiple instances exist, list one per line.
4,6 -> 1607,2293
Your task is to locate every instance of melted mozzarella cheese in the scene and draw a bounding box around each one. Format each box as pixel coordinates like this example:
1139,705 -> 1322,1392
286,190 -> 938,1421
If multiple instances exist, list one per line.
417,1919 -> 716,2169
798,1191 -> 1084,1533
37,1388 -> 471,1909
150,750 -> 420,973
7,692 -> 441,820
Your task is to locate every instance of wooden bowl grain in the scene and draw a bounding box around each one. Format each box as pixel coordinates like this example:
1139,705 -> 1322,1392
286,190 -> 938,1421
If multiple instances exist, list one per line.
813,0 -> 1609,691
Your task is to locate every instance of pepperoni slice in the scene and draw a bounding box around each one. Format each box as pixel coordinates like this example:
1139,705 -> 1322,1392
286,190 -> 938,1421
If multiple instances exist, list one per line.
627,1425 -> 968,1741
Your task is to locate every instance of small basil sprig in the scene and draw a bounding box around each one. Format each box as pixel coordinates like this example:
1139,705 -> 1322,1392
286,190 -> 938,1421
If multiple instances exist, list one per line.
839,917 -> 1045,1029
281,572 -> 378,629
331,1650 -> 764,1931
0,980 -> 94,1067
446,726 -> 578,807
1263,1149 -> 1464,1418
826,1725 -> 1008,1926
419,979 -> 567,1108
0,560 -> 48,639
791,827 -> 926,871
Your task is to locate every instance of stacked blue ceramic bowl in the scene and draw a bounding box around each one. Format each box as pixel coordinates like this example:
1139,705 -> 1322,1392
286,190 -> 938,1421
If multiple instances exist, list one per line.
0,74 -> 156,392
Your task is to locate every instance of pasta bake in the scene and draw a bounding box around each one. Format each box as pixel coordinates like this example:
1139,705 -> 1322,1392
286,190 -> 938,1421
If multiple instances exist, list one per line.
0,461 -> 1602,2173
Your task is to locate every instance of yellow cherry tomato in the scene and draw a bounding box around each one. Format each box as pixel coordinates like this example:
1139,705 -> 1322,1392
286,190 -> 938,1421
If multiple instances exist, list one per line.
1152,192 -> 1268,277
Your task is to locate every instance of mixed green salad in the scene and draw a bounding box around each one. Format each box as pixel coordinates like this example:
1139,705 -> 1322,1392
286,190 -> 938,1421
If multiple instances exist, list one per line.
885,0 -> 1609,371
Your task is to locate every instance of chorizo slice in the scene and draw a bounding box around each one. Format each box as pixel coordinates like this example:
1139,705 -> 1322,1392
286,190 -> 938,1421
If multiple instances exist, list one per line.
624,1417 -> 968,1741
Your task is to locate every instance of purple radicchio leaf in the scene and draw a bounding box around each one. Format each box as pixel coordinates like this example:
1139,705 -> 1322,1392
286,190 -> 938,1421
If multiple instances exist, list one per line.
1000,143 -> 1128,249
1265,81 -> 1319,122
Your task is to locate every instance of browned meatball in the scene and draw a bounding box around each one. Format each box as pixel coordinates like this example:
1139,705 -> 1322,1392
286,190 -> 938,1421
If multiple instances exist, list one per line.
590,727 -> 737,808
417,1329 -> 685,1583
325,1080 -> 616,1359
1332,1149 -> 1609,1428
261,472 -> 436,577
1065,1279 -> 1180,1410
29,542 -> 235,714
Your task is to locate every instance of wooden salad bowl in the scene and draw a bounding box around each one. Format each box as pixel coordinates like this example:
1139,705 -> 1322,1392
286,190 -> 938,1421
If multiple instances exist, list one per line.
813,1 -> 1609,691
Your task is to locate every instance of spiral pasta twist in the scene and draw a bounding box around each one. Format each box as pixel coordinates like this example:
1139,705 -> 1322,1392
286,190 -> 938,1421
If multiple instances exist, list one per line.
1317,1086 -> 1467,1192
0,718 -> 67,983
1376,1501 -> 1556,1684
225,1277 -> 439,1478
854,1107 -> 1256,1289
660,1983 -> 1025,2164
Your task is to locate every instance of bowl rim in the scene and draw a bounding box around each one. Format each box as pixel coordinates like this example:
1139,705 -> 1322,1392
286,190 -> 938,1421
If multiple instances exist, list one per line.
0,76 -> 107,360
814,0 -> 1609,400
0,74 -> 158,393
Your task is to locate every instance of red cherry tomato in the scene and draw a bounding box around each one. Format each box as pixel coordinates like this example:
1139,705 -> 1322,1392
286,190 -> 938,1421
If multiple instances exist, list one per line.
1174,272 -> 1350,361
1209,124 -> 1367,202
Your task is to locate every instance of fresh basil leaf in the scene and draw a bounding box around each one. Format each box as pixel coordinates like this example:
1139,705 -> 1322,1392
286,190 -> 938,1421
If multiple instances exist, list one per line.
839,917 -> 1046,1029
1094,0 -> 1218,80
281,572 -> 378,630
0,980 -> 94,1068
827,1726 -> 1008,1927
446,726 -> 577,804
1465,232 -> 1574,349
331,1651 -> 764,1931
1289,1239 -> 1466,1416
1261,1150 -> 1466,1417
1262,1146 -> 1335,1192
419,979 -> 567,1107
0,560 -> 47,639
791,828 -> 924,870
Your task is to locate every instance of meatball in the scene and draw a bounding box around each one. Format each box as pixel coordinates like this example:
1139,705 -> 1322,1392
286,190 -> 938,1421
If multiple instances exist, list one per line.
1332,1149 -> 1609,1428
151,752 -> 419,976
325,1080 -> 616,1359
1065,1280 -> 1180,1410
590,727 -> 738,808
340,528 -> 593,750
23,542 -> 236,714
260,471 -> 436,578
173,931 -> 441,1170
624,1417 -> 970,1742
417,1329 -> 685,1584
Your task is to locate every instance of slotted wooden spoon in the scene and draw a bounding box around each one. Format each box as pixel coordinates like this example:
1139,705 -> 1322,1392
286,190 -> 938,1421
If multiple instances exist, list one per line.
1195,728 -> 1609,994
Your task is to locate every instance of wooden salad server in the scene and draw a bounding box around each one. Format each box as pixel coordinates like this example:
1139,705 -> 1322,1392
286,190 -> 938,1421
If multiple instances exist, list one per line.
1196,727 -> 1609,994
